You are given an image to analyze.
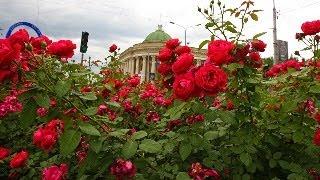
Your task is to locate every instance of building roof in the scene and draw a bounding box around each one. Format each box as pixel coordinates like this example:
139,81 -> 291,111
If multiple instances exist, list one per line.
144,25 -> 171,43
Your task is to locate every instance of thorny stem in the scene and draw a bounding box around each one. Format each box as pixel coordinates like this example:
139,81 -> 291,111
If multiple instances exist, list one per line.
236,5 -> 249,42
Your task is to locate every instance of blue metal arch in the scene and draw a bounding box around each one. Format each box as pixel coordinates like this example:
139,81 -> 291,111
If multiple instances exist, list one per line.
6,22 -> 42,38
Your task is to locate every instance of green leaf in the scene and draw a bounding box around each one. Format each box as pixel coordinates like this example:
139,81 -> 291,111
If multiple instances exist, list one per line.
226,26 -> 237,33
310,84 -> 320,93
273,152 -> 282,160
218,111 -> 236,124
35,93 -> 50,108
131,131 -> 147,140
253,32 -> 267,39
106,101 -> 121,108
278,160 -> 290,170
139,139 -> 162,153
83,107 -> 97,116
198,40 -> 210,50
109,129 -> 130,137
79,92 -> 97,101
179,142 -> 192,161
292,131 -> 303,143
20,99 -> 37,128
55,80 -> 71,98
122,140 -> 138,158
79,122 -> 101,136
60,130 -> 81,155
205,22 -> 214,28
90,139 -> 103,153
281,100 -> 297,112
269,159 -> 277,168
204,131 -> 219,141
250,13 -> 258,21
176,172 -> 191,180
240,153 -> 252,166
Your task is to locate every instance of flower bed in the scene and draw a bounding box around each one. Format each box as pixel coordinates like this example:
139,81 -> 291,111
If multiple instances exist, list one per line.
1,0 -> 320,179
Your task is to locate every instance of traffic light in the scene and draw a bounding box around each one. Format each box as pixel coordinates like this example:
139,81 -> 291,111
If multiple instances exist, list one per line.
80,31 -> 89,53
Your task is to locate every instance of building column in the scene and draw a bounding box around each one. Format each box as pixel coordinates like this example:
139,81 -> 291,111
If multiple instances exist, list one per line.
128,60 -> 132,75
146,56 -> 149,81
151,56 -> 156,73
131,59 -> 135,75
129,59 -> 133,75
124,61 -> 127,73
141,56 -> 147,82
126,60 -> 129,74
135,58 -> 139,74
151,56 -> 156,82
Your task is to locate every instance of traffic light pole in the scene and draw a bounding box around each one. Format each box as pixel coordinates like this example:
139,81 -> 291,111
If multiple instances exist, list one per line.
81,53 -> 84,65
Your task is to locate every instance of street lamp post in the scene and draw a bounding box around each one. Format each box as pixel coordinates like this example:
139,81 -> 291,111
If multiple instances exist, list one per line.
169,22 -> 201,45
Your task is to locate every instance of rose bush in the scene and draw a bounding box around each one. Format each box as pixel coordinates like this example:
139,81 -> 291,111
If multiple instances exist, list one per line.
1,0 -> 320,179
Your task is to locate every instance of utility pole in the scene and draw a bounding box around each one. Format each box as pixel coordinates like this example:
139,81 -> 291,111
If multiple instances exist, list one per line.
273,0 -> 279,64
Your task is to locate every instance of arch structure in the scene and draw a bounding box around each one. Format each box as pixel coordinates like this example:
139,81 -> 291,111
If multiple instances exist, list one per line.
6,22 -> 42,38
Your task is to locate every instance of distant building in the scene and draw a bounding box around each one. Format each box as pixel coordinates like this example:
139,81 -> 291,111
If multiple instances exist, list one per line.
276,40 -> 288,62
118,25 -> 206,82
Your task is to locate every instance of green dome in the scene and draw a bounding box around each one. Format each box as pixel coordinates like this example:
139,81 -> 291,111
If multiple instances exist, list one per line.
144,25 -> 171,42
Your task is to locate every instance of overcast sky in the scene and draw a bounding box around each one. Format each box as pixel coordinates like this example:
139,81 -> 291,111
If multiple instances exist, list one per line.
1,0 -> 319,62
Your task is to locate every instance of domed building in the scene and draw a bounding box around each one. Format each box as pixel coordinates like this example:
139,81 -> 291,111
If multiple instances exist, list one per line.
119,25 -> 206,82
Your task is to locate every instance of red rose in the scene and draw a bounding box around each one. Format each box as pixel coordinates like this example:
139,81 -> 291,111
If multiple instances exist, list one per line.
157,63 -> 172,76
251,39 -> 266,52
0,70 -> 15,84
10,150 -> 29,169
30,35 -> 52,53
146,111 -> 160,123
36,107 -> 48,117
113,79 -> 123,89
226,100 -> 234,110
186,114 -> 205,125
313,128 -> 320,146
173,72 -> 195,100
0,94 -> 23,117
305,99 -> 316,114
46,119 -> 64,132
188,162 -> 220,180
50,98 -> 57,108
172,53 -> 194,74
301,20 -> 320,35
285,59 -> 303,70
109,44 -> 118,53
314,113 -> 320,124
47,40 -> 76,59
0,39 -> 21,66
127,75 -> 140,87
33,119 -> 64,151
249,52 -> 262,68
175,45 -> 191,55
9,29 -> 29,46
80,86 -> 92,93
33,127 -> 58,151
266,60 -> 303,77
109,158 -> 136,179
157,47 -> 173,62
42,164 -> 68,180
195,64 -> 227,95
207,40 -> 235,66
166,38 -> 181,50
0,147 -> 10,160
166,119 -> 183,130
234,44 -> 250,60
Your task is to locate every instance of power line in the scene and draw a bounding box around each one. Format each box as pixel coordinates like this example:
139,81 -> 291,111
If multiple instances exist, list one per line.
280,1 -> 320,14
